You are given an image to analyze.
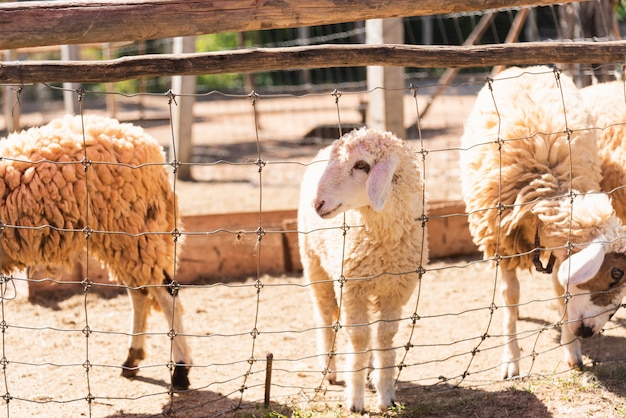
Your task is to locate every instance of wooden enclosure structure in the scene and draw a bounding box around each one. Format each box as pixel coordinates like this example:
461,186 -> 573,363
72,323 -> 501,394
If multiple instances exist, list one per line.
1,0 -> 626,83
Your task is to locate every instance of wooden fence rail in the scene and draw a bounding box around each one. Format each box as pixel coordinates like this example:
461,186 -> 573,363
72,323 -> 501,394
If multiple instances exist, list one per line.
2,41 -> 626,84
1,0 -> 572,50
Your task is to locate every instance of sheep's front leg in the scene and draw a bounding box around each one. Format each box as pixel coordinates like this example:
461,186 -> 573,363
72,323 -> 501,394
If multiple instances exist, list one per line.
551,270 -> 583,370
371,302 -> 402,412
308,271 -> 340,385
151,285 -> 192,390
500,266 -> 521,379
343,290 -> 370,413
122,288 -> 150,378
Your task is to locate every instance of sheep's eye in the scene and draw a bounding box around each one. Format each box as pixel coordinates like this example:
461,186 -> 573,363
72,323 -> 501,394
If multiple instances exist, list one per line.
610,268 -> 624,285
353,160 -> 370,173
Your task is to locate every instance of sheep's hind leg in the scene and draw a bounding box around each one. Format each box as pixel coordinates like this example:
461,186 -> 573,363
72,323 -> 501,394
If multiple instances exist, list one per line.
500,266 -> 521,379
150,284 -> 192,390
122,288 -> 150,378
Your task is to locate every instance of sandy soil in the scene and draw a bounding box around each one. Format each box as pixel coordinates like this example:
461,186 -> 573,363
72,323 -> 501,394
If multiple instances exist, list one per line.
4,259 -> 626,417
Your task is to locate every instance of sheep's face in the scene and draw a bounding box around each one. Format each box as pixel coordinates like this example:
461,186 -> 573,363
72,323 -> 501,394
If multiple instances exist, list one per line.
313,149 -> 375,218
559,251 -> 626,338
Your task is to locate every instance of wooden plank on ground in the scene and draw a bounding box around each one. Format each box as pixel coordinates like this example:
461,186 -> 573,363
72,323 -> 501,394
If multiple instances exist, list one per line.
27,202 -> 478,299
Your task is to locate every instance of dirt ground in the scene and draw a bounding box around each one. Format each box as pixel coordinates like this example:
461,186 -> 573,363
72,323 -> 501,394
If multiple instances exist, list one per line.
5,262 -> 626,417
2,88 -> 626,417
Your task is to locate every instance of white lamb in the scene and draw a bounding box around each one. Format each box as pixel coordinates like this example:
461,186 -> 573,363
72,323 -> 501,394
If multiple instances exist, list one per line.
0,115 -> 192,389
461,66 -> 626,380
298,127 -> 428,412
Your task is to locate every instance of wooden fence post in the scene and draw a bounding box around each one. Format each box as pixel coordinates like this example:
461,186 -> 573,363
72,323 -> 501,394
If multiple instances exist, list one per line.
366,18 -> 405,138
103,43 -> 118,118
171,36 -> 196,181
61,45 -> 80,114
2,49 -> 20,132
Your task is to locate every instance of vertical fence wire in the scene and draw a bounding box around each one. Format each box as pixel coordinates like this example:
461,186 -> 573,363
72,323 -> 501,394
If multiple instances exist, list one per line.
0,250 -> 11,417
230,90 -> 265,410
395,83 -> 428,385
459,76 -> 503,385
552,67 -> 579,364
76,88 -> 95,417
0,76 -> 18,418
164,89 -> 184,413
311,89 -> 349,402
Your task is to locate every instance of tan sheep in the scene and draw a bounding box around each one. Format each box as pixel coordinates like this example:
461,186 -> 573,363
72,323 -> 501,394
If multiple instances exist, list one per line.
461,66 -> 626,380
0,115 -> 191,389
298,128 -> 427,412
580,80 -> 626,221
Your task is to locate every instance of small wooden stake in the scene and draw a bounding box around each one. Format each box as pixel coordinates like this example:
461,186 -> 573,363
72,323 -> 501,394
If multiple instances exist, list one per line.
264,352 -> 273,407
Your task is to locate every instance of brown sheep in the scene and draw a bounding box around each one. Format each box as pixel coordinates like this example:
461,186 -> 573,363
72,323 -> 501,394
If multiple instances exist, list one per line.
0,115 -> 191,389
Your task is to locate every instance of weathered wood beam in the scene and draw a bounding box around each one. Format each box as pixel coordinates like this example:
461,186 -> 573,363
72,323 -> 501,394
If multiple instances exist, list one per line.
1,0 -> 569,50
1,41 -> 624,84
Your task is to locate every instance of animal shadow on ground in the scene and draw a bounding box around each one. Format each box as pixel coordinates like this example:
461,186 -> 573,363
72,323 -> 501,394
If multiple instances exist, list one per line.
103,389 -> 293,418
25,280 -> 125,310
395,381 -> 551,417
582,332 -> 626,397
516,312 -> 626,399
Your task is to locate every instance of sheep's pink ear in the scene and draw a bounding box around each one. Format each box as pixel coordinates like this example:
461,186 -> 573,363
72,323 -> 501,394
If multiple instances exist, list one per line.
366,155 -> 399,212
557,241 -> 606,288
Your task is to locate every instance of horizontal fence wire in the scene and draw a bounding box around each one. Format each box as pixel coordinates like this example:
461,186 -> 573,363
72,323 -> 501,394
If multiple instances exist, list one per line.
0,65 -> 626,417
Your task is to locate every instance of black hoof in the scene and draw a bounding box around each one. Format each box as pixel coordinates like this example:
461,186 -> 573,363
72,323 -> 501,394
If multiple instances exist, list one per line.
121,368 -> 138,378
121,348 -> 145,378
121,361 -> 139,378
172,364 -> 190,390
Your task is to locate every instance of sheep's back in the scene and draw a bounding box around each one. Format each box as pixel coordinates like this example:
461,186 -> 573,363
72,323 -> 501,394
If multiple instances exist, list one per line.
461,66 -> 601,265
0,115 -> 177,283
580,81 -> 626,222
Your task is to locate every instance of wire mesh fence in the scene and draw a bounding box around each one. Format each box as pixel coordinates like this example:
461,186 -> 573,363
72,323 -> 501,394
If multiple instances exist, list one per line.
1,2 -> 626,416
0,62 -> 626,417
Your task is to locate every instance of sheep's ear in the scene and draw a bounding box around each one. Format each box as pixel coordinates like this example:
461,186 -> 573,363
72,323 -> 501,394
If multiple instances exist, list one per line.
366,154 -> 399,212
557,240 -> 606,288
